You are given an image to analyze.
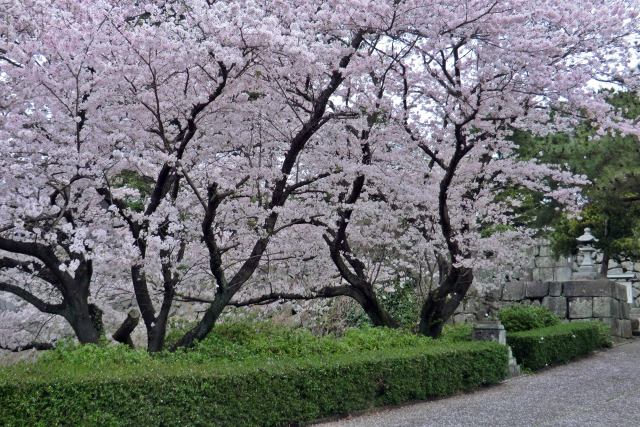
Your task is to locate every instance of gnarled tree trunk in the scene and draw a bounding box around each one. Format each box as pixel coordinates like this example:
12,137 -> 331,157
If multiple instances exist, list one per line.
418,265 -> 473,337
62,271 -> 103,344
112,309 -> 141,348
351,287 -> 398,328
0,241 -> 103,345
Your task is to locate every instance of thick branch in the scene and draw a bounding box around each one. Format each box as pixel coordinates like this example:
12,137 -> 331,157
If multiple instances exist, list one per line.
178,285 -> 355,307
0,257 -> 60,287
283,172 -> 331,199
145,63 -> 230,217
0,237 -> 67,286
0,342 -> 54,352
0,281 -> 64,314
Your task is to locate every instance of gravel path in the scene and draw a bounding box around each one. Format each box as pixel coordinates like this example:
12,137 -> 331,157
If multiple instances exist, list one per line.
316,340 -> 640,427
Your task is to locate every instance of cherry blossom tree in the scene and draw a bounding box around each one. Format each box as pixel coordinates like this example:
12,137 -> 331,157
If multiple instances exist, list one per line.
388,0 -> 639,336
0,0 -> 125,344
169,0 -> 407,349
91,0 -> 266,352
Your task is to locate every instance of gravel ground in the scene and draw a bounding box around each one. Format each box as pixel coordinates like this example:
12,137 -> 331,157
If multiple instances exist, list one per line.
316,340 -> 640,427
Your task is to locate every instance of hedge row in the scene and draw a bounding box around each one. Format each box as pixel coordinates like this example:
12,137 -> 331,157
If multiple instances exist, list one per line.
507,321 -> 611,371
0,342 -> 507,426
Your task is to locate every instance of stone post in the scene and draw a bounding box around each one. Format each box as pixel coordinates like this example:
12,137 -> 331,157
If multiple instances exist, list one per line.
472,320 -> 506,344
472,320 -> 520,377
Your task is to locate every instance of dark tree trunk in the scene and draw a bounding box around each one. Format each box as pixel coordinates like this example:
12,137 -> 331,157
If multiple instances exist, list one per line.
418,266 -> 473,338
171,288 -> 234,350
600,252 -> 610,277
147,267 -> 177,352
350,287 -> 398,328
89,303 -> 104,337
65,306 -> 101,344
112,309 -> 140,347
147,320 -> 169,353
0,240 -> 103,344
128,264 -> 175,353
322,167 -> 398,329
61,270 -> 103,344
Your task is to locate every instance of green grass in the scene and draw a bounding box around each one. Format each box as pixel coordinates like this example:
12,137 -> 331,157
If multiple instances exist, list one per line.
179,322 -> 436,362
0,322 -> 484,383
440,323 -> 473,342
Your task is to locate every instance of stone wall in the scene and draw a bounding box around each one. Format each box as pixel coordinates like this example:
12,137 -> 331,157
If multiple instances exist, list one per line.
498,279 -> 631,338
528,245 -> 574,282
529,245 -> 640,305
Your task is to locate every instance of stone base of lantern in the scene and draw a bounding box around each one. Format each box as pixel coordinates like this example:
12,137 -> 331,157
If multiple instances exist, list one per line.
572,269 -> 600,280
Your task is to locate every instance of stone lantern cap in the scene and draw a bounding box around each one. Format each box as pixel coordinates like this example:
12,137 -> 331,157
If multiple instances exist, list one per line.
577,228 -> 598,244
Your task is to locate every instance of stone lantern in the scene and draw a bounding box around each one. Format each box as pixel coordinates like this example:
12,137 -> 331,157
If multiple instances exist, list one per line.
573,227 -> 599,279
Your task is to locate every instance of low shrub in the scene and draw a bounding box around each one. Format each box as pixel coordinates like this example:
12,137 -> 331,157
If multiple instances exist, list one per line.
184,321 -> 344,362
507,321 -> 610,371
498,304 -> 560,332
0,341 -> 507,426
593,321 -> 614,348
339,326 -> 434,351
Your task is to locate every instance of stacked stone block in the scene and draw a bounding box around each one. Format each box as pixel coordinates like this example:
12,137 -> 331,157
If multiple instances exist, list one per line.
529,245 -> 573,282
498,279 -> 632,338
529,244 -> 640,305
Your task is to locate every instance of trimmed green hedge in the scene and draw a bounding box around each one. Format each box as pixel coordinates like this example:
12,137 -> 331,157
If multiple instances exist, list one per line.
0,342 -> 507,426
507,321 -> 611,371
